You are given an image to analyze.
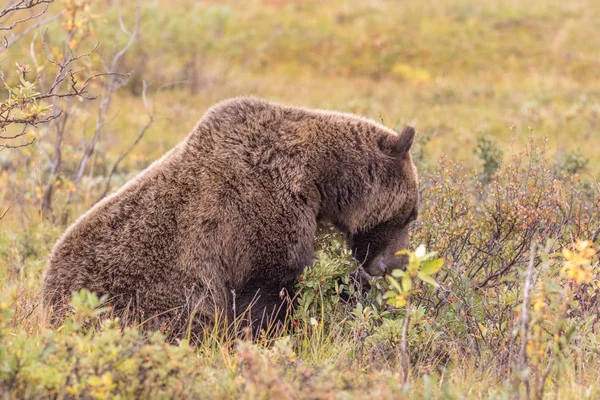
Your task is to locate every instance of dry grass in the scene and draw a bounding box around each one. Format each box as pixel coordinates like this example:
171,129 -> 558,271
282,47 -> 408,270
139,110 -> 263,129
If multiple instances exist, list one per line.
1,0 -> 599,398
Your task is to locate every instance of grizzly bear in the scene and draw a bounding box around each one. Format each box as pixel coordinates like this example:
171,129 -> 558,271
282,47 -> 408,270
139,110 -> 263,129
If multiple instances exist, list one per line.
41,97 -> 419,339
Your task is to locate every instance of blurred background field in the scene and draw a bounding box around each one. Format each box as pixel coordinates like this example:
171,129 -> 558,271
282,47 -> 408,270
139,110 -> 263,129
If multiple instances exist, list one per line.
3,0 -> 600,173
1,1 -> 599,398
1,0 -> 599,222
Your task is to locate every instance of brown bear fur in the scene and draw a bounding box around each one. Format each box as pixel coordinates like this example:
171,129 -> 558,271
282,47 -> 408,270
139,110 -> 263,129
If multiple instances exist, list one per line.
41,97 -> 419,339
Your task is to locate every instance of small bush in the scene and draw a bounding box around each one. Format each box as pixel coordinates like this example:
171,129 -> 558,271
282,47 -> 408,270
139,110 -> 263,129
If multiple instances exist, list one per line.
473,135 -> 503,184
555,150 -> 589,176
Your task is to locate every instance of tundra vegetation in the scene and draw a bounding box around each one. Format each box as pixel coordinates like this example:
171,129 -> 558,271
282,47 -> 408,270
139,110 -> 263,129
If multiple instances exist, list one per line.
1,0 -> 599,399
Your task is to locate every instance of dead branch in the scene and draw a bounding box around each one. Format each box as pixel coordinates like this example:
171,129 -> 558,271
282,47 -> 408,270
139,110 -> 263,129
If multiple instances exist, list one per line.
0,125 -> 27,140
515,242 -> 537,399
0,197 -> 20,219
0,110 -> 63,130
1,10 -> 62,50
0,1 -> 53,32
72,9 -> 139,184
0,138 -> 34,152
95,80 -> 153,203
36,71 -> 129,101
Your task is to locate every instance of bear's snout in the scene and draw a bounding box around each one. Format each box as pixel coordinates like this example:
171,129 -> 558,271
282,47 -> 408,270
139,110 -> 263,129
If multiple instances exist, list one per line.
366,252 -> 408,276
386,252 -> 409,274
365,255 -> 387,276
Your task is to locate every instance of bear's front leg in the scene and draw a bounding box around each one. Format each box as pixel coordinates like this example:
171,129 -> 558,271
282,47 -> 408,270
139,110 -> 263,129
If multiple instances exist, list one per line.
233,279 -> 296,337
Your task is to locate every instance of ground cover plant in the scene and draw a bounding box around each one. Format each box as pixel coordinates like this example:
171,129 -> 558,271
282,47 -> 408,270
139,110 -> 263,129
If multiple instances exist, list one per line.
1,0 -> 599,398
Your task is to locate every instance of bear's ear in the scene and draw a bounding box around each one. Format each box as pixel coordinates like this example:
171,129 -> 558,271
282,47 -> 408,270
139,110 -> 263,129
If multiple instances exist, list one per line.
379,126 -> 415,158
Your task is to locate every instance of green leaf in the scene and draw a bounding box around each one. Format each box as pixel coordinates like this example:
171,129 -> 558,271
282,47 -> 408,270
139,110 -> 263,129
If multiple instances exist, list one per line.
386,276 -> 402,293
391,269 -> 405,278
417,272 -> 438,287
420,251 -> 439,262
402,274 -> 412,292
407,258 -> 420,275
421,258 -> 443,275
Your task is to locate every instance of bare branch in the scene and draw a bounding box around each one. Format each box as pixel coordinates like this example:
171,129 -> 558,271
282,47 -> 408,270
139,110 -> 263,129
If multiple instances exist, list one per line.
72,9 -> 139,184
515,242 -> 537,397
0,111 -> 63,131
69,40 -> 100,62
111,7 -> 139,72
400,296 -> 411,384
35,71 -> 129,101
95,81 -> 153,203
0,125 -> 27,140
0,9 -> 62,51
0,197 -> 19,220
0,1 -> 51,31
0,137 -> 35,152
0,0 -> 53,24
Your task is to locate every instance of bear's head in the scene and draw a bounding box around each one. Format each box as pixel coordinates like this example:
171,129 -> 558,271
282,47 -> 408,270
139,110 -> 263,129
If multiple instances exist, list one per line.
348,126 -> 419,277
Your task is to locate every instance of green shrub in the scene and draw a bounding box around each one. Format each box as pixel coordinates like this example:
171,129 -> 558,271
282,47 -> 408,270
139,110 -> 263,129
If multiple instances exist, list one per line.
555,150 -> 589,176
473,135 -> 503,184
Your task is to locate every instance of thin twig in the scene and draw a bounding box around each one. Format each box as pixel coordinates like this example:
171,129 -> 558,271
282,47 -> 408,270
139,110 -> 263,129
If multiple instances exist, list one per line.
94,81 -> 153,203
0,0 -> 53,30
0,137 -> 35,152
71,9 -> 138,185
0,197 -> 19,220
517,242 -> 537,399
400,296 -> 411,384
0,10 -> 63,51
